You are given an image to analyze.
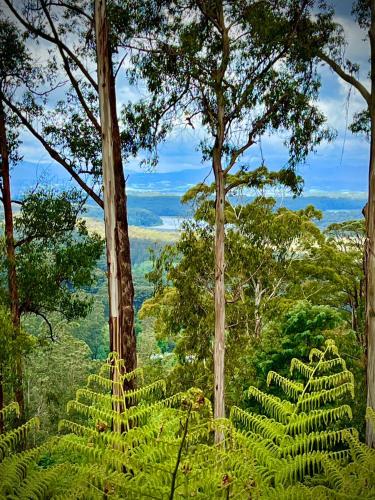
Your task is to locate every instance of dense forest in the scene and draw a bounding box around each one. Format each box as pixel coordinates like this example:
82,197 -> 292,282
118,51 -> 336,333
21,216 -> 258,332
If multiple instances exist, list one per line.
0,0 -> 374,498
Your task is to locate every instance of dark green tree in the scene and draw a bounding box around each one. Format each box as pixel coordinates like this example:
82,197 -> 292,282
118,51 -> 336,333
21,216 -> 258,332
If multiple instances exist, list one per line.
5,188 -> 105,338
289,220 -> 366,346
0,16 -> 40,418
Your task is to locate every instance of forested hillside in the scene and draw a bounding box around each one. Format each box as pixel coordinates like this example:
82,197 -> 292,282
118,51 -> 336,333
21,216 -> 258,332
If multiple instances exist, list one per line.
0,0 -> 374,499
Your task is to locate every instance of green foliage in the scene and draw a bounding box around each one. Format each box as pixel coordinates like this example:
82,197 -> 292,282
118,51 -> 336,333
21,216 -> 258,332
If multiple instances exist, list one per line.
24,333 -> 95,439
0,306 -> 34,406
230,340 -> 374,497
140,197 -> 324,404
290,219 -> 366,344
252,301 -> 366,437
0,355 -> 259,498
121,0 -> 333,173
0,405 -> 40,455
0,188 -> 105,332
0,342 -> 374,498
0,18 -> 32,92
255,302 -> 348,378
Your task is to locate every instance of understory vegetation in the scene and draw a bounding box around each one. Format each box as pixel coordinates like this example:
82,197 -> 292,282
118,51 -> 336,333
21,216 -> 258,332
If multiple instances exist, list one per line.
1,341 -> 374,499
0,193 -> 370,498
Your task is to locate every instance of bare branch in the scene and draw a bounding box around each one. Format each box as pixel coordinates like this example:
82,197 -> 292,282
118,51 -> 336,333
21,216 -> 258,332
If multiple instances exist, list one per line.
40,1 -> 101,133
2,93 -> 104,208
4,0 -> 98,91
47,1 -> 93,21
0,196 -> 23,206
318,51 -> 371,107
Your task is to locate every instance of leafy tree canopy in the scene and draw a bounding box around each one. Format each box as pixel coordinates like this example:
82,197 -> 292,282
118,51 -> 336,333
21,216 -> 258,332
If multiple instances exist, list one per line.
0,188 -> 104,337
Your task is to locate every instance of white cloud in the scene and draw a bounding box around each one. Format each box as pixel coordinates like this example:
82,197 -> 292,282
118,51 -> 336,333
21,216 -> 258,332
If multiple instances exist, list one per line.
335,15 -> 369,72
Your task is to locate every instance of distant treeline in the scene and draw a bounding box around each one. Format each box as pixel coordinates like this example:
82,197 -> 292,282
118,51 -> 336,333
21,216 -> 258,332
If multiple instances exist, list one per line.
85,194 -> 366,222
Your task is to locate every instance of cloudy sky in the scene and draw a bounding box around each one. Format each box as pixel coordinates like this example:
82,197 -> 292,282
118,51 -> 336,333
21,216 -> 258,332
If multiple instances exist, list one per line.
13,0 -> 370,197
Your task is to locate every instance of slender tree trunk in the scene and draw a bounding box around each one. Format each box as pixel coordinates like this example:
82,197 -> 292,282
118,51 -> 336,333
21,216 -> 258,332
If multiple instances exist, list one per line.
0,98 -> 24,419
254,282 -> 262,338
350,294 -> 359,334
0,372 -> 4,433
95,0 -> 137,393
351,305 -> 358,334
366,0 -> 375,448
213,153 -> 225,443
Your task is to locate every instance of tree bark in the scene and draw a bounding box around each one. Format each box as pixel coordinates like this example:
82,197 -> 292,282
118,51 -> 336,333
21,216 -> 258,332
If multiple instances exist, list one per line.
254,281 -> 263,338
213,152 -> 225,442
366,0 -> 375,447
95,0 -> 137,393
0,98 -> 24,419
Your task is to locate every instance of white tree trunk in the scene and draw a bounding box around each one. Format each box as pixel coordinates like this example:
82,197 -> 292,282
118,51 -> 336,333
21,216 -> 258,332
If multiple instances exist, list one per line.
95,0 -> 136,399
214,157 -> 225,443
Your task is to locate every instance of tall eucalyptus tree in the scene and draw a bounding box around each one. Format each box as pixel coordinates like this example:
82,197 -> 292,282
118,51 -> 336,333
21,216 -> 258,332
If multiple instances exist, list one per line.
0,18 -> 34,418
306,0 -> 375,447
2,0 -> 138,384
119,0 -> 332,439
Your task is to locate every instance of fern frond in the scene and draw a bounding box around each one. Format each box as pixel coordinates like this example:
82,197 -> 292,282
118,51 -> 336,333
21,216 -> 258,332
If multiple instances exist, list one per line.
66,400 -> 118,427
77,380 -> 166,409
343,429 -> 369,464
280,428 -> 358,457
315,357 -> 347,374
233,429 -> 280,474
309,348 -> 324,361
308,370 -> 354,391
267,371 -> 304,399
290,358 -> 314,378
0,402 -> 19,419
321,455 -> 345,490
324,339 -> 340,356
296,383 -> 354,412
0,441 -> 54,497
87,373 -> 115,391
247,386 -> 294,423
230,406 -> 286,442
275,451 -> 326,486
286,406 -> 352,435
0,417 -> 40,459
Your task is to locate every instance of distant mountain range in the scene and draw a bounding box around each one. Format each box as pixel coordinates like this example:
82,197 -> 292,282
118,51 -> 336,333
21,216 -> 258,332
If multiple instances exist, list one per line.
11,161 -> 212,196
11,161 -> 368,198
10,161 -> 367,227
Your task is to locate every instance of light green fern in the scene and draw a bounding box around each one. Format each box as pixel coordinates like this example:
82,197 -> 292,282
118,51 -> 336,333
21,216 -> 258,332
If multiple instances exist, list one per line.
231,339 -> 374,497
0,344 -> 374,499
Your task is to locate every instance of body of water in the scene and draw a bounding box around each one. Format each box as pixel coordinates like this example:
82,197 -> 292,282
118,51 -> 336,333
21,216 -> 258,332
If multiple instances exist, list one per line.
145,209 -> 364,232
148,216 -> 188,231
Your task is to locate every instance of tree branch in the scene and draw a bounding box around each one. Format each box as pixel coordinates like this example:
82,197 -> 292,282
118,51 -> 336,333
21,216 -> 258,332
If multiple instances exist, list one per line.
40,1 -> 101,133
2,93 -> 104,208
48,1 -> 93,22
318,51 -> 371,107
32,310 -> 55,341
4,0 -> 98,91
0,196 -> 23,206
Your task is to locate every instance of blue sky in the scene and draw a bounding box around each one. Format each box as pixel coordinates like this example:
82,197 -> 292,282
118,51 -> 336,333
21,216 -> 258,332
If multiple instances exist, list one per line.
13,0 -> 370,197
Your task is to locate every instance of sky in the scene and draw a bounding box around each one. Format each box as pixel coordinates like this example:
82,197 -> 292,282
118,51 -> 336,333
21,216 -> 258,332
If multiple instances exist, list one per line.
11,0 -> 371,198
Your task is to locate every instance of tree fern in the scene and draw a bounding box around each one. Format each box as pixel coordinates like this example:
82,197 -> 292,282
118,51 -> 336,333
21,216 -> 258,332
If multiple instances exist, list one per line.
231,339 -> 374,497
1,345 -> 373,498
